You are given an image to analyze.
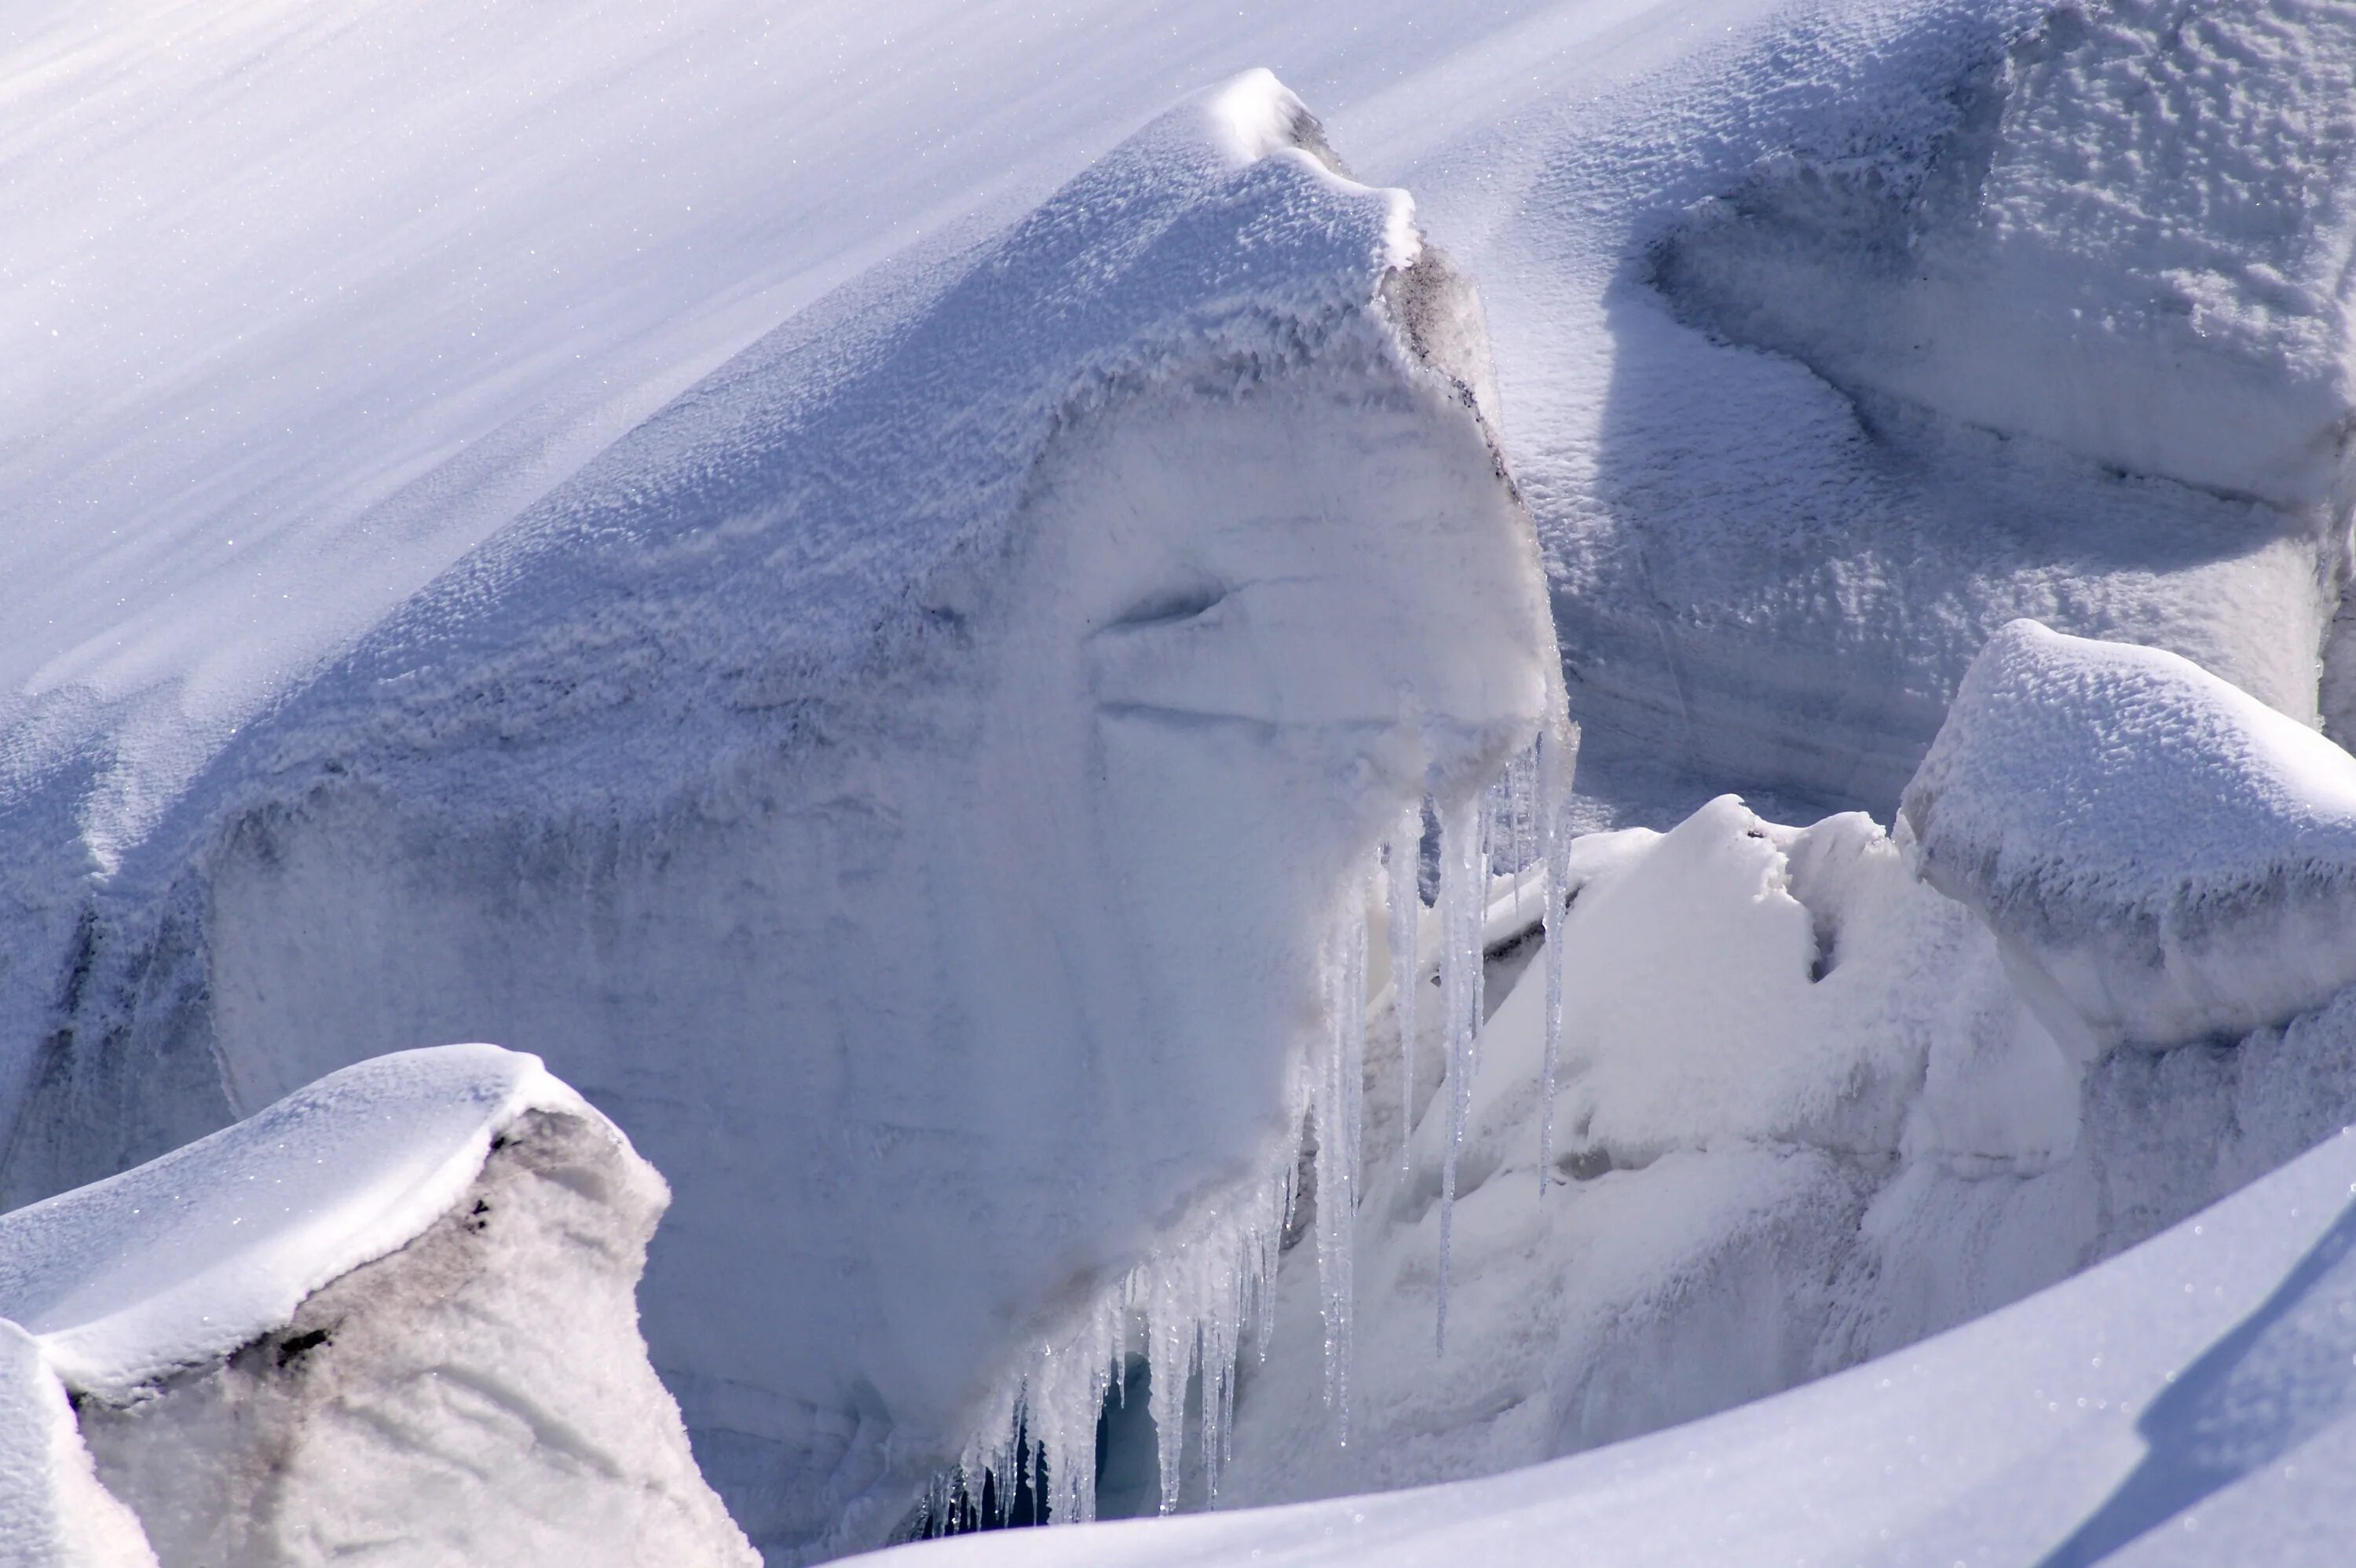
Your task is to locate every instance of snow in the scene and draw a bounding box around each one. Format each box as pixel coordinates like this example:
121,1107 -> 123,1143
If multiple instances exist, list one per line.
0,1044 -> 750,1565
1904,619 -> 2356,1056
0,1321 -> 155,1568
2,71 -> 1559,1560
0,1045 -> 580,1398
13,0 -> 2356,1559
844,1120 -> 2356,1567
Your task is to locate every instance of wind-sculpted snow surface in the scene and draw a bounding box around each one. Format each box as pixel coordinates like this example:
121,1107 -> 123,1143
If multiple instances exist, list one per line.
1904,620 -> 2356,1056
0,74 -> 1559,1560
845,1123 -> 2356,1567
0,1045 -> 751,1567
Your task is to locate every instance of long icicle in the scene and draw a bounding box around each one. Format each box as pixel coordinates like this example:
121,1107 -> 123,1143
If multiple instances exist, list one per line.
1538,724 -> 1580,1196
1386,803 -> 1421,1172
1435,795 -> 1483,1354
1315,883 -> 1368,1440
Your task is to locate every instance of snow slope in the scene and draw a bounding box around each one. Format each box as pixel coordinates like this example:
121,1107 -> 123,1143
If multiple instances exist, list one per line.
847,1119 -> 2356,1568
0,1044 -> 748,1566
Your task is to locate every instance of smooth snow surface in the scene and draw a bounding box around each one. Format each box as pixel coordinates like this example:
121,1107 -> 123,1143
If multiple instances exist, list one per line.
1907,620 -> 2356,1055
847,1122 -> 2356,1567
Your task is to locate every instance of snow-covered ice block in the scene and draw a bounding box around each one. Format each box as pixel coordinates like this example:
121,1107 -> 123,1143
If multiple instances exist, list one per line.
1658,0 -> 2356,514
1904,620 -> 2356,1056
1217,790 -> 2084,1511
0,1045 -> 753,1567
0,71 -> 1558,1556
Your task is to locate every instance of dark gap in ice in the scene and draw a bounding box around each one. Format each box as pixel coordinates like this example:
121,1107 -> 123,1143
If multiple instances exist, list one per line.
903,1355 -> 1158,1539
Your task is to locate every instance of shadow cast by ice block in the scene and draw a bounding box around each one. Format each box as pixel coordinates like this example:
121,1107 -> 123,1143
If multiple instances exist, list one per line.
2037,1199 -> 2356,1566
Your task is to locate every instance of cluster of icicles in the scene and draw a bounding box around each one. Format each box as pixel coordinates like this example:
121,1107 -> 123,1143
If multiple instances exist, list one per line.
938,727 -> 1577,1529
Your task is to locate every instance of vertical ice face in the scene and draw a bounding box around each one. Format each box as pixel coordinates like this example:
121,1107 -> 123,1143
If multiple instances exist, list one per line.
0,71 -> 1561,1556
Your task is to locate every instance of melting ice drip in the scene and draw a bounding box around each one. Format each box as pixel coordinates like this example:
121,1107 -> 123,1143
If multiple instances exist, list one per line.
938,1163 -> 1294,1527
942,727 -> 1577,1525
1415,728 -> 1578,1355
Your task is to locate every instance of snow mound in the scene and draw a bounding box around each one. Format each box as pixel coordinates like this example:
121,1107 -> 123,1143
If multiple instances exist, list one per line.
1904,619 -> 2356,1054
1,71 -> 1558,1559
0,1044 -> 752,1566
846,1120 -> 2356,1567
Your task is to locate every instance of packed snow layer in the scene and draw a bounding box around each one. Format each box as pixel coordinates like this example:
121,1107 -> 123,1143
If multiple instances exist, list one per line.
1656,0 -> 2356,514
1905,620 -> 2356,1056
1,75 -> 1558,1560
848,1120 -> 2356,1567
0,1044 -> 750,1566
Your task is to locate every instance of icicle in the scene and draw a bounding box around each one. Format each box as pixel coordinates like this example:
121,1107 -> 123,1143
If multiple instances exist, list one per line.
1312,884 -> 1367,1442
1538,723 -> 1580,1197
1145,1276 -> 1193,1515
1469,784 -> 1496,1073
1385,803 -> 1421,1174
1434,795 -> 1484,1354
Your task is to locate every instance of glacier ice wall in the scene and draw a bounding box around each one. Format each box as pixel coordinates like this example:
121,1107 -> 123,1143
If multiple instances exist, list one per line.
0,72 -> 1559,1561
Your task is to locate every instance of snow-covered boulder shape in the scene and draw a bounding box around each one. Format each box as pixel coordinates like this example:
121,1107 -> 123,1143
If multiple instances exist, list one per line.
0,1044 -> 752,1567
0,71 -> 1556,1558
1904,620 -> 2356,1057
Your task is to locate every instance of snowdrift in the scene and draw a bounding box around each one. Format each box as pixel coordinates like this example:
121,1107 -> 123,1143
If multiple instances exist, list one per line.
849,1120 -> 2356,1567
0,1044 -> 749,1567
0,72 -> 1559,1560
